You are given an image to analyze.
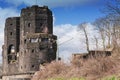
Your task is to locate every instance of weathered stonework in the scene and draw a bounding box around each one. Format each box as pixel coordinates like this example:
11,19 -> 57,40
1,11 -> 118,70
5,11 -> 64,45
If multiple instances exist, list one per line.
2,5 -> 57,80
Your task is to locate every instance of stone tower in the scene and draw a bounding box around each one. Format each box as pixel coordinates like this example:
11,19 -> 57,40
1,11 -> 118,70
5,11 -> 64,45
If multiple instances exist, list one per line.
2,5 -> 57,80
3,17 -> 20,75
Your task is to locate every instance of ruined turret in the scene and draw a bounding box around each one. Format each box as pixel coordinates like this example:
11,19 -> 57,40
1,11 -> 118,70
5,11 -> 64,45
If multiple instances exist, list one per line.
2,5 -> 57,80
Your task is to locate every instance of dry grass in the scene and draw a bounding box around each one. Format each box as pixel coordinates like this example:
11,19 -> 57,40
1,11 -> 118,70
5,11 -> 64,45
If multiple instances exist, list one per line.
32,56 -> 120,80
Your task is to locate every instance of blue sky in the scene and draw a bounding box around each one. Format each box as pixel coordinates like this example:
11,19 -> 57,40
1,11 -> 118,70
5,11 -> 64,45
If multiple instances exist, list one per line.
0,0 -> 109,62
0,0 -> 106,25
52,5 -> 105,25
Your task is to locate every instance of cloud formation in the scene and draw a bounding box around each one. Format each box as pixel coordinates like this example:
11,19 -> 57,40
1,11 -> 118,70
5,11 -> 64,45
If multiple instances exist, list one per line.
0,7 -> 19,28
5,0 -> 97,8
53,23 -> 101,61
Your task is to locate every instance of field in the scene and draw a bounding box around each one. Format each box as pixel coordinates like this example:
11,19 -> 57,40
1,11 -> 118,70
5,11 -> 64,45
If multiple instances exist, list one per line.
32,55 -> 120,80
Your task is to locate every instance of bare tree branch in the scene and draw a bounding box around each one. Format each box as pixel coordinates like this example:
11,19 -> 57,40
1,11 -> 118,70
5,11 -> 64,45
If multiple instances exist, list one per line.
78,22 -> 89,52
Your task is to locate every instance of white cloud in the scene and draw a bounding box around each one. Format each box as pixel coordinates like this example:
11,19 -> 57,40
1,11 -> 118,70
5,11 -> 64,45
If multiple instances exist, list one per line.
5,0 -> 97,8
53,23 -> 101,61
0,7 -> 19,28
0,7 -> 19,63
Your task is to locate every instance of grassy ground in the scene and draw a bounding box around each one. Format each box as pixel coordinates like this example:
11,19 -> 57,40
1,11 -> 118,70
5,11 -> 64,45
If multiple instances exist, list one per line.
47,76 -> 120,80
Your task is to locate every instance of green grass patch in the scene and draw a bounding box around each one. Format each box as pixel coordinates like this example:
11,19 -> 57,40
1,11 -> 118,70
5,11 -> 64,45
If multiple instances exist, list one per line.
47,77 -> 86,80
101,76 -> 120,80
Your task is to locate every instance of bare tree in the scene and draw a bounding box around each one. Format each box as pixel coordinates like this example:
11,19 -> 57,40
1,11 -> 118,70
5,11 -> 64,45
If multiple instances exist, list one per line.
111,20 -> 120,47
103,0 -> 120,48
94,18 -> 107,50
78,22 -> 89,52
104,0 -> 120,15
105,15 -> 120,47
94,36 -> 98,50
93,14 -> 120,50
102,16 -> 112,48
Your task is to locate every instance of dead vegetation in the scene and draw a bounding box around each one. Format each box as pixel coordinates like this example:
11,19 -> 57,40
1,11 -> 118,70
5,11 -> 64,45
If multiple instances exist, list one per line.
31,1 -> 120,79
32,56 -> 120,80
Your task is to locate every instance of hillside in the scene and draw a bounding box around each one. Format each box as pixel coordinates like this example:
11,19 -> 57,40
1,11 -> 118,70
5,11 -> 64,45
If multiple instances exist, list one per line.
32,56 -> 120,80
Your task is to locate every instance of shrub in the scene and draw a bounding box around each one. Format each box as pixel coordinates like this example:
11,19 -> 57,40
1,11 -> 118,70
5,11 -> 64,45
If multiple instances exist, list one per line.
32,56 -> 120,80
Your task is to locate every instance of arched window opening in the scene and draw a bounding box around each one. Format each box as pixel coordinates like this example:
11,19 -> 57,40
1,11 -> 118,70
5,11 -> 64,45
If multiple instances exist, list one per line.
10,32 -> 13,35
8,45 -> 17,63
28,23 -> 31,27
31,49 -> 34,53
32,65 -> 35,68
8,45 -> 15,54
10,23 -> 13,26
24,39 -> 26,44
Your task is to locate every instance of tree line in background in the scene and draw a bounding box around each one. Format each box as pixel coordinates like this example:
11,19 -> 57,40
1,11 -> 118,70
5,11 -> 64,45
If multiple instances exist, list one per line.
78,0 -> 120,54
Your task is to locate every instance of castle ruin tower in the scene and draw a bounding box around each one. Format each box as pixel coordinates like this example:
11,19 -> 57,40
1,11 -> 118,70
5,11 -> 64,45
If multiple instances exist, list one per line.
2,5 -> 57,80
19,5 -> 57,73
3,17 -> 20,75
